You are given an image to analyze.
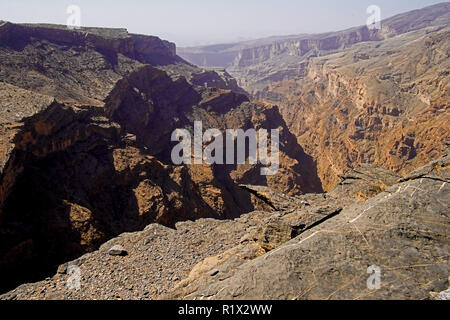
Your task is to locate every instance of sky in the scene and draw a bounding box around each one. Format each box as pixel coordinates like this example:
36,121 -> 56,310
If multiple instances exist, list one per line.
0,0 -> 446,46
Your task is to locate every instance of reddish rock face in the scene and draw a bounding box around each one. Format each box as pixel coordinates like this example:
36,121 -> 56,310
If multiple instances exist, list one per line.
257,27 -> 449,190
0,23 -> 321,292
177,3 -> 450,192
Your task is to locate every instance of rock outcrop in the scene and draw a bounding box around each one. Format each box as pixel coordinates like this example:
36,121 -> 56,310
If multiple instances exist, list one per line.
0,22 -> 321,293
259,25 -> 449,190
1,152 -> 447,300
0,4 -> 448,300
168,153 -> 449,300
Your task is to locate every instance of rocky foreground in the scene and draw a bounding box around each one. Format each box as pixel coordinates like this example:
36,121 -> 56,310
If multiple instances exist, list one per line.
1,149 -> 448,300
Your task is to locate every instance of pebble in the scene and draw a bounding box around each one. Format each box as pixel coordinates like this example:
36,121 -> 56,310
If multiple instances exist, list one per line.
209,269 -> 219,276
108,245 -> 128,256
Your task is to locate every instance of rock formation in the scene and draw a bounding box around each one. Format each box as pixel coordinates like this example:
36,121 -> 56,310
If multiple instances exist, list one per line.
179,3 -> 450,191
260,25 -> 449,190
0,22 -> 321,293
0,3 -> 448,300
179,3 -> 450,92
1,149 -> 447,300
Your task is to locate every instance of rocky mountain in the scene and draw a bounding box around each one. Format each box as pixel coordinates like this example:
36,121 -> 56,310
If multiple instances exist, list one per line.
260,24 -> 449,191
177,34 -> 308,68
1,147 -> 448,300
0,22 -> 321,293
179,3 -> 450,191
0,3 -> 448,301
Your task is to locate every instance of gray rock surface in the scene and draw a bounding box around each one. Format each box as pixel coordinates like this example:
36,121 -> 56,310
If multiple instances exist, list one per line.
168,154 -> 449,300
1,153 -> 447,300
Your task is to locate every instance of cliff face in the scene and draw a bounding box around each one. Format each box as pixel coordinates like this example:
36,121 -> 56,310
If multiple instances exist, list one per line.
233,27 -> 375,68
0,22 -> 178,65
229,3 -> 450,93
0,23 -> 321,292
178,4 -> 450,192
258,26 -> 450,190
179,3 -> 450,94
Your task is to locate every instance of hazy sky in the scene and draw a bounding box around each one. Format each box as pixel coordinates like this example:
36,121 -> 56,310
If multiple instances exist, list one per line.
0,0 -> 446,46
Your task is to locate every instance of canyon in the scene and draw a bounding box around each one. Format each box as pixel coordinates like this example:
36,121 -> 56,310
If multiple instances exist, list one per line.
0,3 -> 449,300
180,2 -> 450,190
0,21 -> 320,293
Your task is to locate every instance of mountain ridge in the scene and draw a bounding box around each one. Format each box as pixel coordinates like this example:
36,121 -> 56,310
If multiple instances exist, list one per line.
178,2 -> 450,69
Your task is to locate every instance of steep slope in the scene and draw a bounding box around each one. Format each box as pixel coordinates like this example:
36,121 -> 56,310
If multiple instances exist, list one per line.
2,149 -> 447,300
179,3 -> 450,191
177,35 -> 308,68
0,23 -> 321,293
259,26 -> 449,190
